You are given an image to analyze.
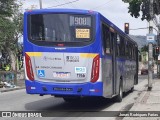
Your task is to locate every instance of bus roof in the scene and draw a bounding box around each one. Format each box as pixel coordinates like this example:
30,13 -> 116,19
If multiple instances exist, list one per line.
24,8 -> 98,15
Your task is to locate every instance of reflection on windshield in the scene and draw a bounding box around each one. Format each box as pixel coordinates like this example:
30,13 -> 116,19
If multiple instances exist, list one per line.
29,14 -> 92,42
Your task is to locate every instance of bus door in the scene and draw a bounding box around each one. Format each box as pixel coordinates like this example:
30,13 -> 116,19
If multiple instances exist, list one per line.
110,31 -> 117,95
102,24 -> 117,96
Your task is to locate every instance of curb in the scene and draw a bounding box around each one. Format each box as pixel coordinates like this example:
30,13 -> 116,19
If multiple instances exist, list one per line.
0,86 -> 25,93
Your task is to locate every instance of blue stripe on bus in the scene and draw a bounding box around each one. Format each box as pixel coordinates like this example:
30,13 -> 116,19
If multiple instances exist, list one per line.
25,80 -> 103,96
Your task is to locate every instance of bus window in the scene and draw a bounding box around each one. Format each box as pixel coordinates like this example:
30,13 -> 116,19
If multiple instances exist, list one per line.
129,42 -> 133,59
28,14 -> 95,46
116,34 -> 120,56
102,24 -> 111,54
130,44 -> 134,59
125,41 -> 129,58
119,36 -> 125,57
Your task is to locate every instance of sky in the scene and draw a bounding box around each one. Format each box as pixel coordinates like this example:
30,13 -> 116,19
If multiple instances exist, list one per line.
22,0 -> 150,36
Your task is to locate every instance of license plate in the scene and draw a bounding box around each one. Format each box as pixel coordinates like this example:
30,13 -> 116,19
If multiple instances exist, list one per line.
53,72 -> 70,78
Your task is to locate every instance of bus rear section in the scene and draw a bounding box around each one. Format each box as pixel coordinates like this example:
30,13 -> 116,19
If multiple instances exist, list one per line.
24,10 -> 103,98
25,52 -> 102,96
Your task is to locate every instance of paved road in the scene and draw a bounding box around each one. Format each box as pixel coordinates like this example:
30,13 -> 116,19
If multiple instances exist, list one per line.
0,75 -> 148,120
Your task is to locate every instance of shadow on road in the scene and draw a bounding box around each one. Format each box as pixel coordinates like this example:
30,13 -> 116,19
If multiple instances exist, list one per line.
25,96 -> 118,111
25,91 -> 133,112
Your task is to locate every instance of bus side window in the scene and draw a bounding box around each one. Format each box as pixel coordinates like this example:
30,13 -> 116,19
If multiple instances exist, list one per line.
117,34 -> 120,56
130,44 -> 133,59
128,42 -> 132,59
106,33 -> 111,54
119,36 -> 125,57
102,23 -> 111,54
133,46 -> 135,60
125,41 -> 129,58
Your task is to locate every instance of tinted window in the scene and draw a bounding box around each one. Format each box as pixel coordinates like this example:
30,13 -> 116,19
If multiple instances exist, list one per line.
28,14 -> 94,46
119,36 -> 125,57
102,24 -> 112,54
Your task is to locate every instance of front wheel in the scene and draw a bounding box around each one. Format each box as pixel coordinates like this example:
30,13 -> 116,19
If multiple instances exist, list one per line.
115,81 -> 123,102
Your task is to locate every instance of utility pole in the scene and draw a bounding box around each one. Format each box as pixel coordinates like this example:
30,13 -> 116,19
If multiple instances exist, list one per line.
148,0 -> 154,90
39,0 -> 42,9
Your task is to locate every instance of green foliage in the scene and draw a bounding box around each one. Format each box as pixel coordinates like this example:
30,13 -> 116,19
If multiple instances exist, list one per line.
0,0 -> 14,16
128,0 -> 142,18
0,1 -> 23,52
141,45 -> 148,52
122,0 -> 160,21
141,45 -> 159,60
0,0 -> 23,71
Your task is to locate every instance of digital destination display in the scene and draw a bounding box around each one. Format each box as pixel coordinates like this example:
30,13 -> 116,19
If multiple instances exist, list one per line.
70,16 -> 91,26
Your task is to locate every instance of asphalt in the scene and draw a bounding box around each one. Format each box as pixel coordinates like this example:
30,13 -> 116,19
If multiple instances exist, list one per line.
1,74 -> 160,120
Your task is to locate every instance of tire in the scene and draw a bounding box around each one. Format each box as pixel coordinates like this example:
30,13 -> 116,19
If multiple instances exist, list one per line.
115,81 -> 123,102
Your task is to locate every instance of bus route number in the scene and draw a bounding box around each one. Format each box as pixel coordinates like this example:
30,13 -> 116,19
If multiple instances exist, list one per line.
74,17 -> 87,26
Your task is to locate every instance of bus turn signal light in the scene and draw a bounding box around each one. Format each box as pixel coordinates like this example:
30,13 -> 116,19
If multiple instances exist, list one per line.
91,54 -> 100,83
25,53 -> 34,81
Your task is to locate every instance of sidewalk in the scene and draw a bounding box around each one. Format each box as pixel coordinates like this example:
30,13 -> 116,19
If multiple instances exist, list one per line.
0,79 -> 25,93
0,70 -> 25,93
123,78 -> 160,120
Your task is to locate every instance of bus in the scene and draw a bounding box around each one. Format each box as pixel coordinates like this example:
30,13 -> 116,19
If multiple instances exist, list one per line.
23,9 -> 138,102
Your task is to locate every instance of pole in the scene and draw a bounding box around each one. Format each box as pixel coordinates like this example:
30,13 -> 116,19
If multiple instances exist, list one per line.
39,0 -> 42,9
148,41 -> 153,90
148,0 -> 154,90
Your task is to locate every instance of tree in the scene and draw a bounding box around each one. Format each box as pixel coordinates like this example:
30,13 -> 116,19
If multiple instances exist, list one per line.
141,45 -> 158,61
0,0 -> 14,16
122,0 -> 160,21
6,2 -> 23,71
141,45 -> 148,52
0,1 -> 23,69
0,1 -> 23,85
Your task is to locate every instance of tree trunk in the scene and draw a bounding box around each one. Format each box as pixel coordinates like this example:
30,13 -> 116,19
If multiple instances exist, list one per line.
6,48 -> 17,86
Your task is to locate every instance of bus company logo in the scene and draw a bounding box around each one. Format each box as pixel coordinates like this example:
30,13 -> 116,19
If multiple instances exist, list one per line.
43,56 -> 61,61
75,67 -> 86,73
66,56 -> 79,62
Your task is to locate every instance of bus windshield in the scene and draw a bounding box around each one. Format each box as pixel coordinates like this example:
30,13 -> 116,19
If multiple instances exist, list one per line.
28,13 -> 94,45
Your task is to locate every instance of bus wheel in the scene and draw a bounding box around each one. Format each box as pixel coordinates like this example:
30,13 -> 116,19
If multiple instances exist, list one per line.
115,81 -> 123,102
63,97 -> 81,103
